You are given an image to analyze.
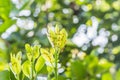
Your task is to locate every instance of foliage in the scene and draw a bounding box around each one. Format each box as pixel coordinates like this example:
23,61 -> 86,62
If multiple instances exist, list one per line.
9,25 -> 67,80
9,44 -> 45,80
0,0 -> 120,80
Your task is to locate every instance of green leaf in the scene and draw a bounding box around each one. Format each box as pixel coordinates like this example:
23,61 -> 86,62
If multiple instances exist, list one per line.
47,66 -> 53,73
85,55 -> 98,75
39,65 -> 48,74
0,0 -> 11,20
98,58 -> 113,69
102,72 -> 112,80
115,69 -> 120,80
25,44 -> 31,53
25,44 -> 40,61
10,53 -> 21,75
16,51 -> 22,63
40,48 -> 51,62
0,19 -> 16,34
71,60 -> 86,80
35,56 -> 45,73
25,44 -> 32,61
22,60 -> 31,78
33,45 -> 40,60
86,19 -> 92,26
0,70 -> 10,80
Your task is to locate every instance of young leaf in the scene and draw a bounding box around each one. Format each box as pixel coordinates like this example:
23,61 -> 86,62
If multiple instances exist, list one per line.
35,56 -> 45,73
25,44 -> 31,53
50,48 -> 55,55
40,48 -> 51,62
55,25 -> 60,34
25,44 -> 40,61
40,48 -> 54,63
47,66 -> 53,73
25,44 -> 32,61
9,59 -> 21,75
10,53 -> 21,75
16,51 -> 22,63
22,60 -> 31,78
33,45 -> 40,60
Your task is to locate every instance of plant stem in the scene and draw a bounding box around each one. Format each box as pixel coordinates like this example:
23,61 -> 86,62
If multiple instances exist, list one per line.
55,51 -> 58,80
48,74 -> 51,80
31,60 -> 35,80
22,73 -> 25,80
17,74 -> 20,80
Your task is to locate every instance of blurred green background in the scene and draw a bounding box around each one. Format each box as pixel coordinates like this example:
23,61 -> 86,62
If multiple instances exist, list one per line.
0,0 -> 120,80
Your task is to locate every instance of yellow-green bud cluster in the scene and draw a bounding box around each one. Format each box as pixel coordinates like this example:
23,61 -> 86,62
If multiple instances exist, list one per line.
10,51 -> 22,76
47,25 -> 68,50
